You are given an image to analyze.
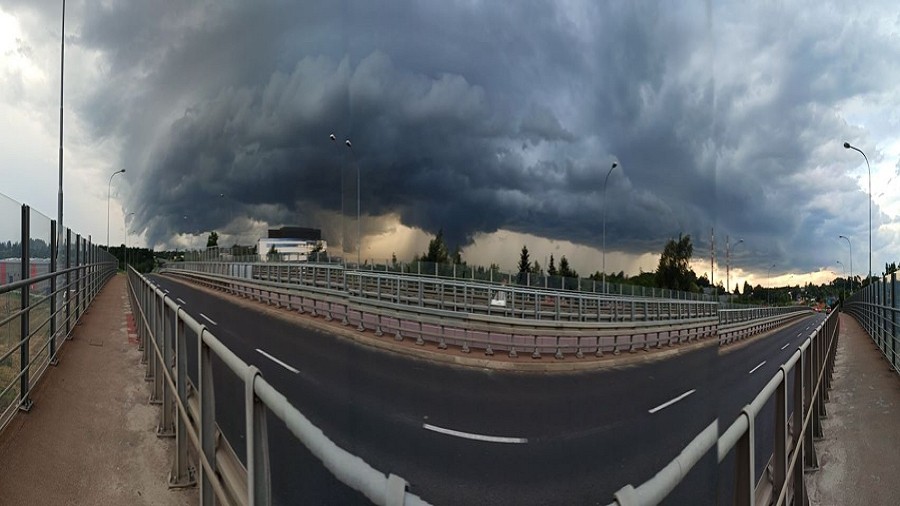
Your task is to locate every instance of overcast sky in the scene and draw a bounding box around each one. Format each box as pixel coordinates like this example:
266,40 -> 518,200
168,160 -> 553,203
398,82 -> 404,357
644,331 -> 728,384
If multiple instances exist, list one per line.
1,1 -> 898,288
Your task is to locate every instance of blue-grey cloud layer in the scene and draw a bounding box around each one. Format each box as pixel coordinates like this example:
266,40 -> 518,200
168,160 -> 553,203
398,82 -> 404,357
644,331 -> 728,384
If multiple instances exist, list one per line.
68,0 -> 898,274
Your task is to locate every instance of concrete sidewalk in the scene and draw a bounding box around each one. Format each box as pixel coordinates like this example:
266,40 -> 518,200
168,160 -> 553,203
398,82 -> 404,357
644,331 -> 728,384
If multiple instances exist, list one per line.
809,313 -> 900,505
0,274 -> 196,505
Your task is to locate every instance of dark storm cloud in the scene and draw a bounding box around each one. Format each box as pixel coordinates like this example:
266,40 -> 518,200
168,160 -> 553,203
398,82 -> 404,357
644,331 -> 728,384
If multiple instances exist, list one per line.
71,0 -> 898,273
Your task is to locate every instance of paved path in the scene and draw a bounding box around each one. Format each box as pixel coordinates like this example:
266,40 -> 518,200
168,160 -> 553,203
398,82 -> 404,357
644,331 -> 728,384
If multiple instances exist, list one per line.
809,312 -> 900,505
0,274 -> 196,505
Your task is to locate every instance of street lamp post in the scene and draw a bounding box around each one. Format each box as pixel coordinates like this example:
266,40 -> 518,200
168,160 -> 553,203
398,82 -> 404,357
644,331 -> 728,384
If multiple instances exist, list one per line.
838,235 -> 853,291
726,236 -> 744,304
107,169 -> 125,247
125,212 -> 135,269
330,134 -> 345,263
843,142 -> 871,284
344,139 -> 361,266
836,260 -> 846,299
601,162 -> 619,293
767,263 -> 775,305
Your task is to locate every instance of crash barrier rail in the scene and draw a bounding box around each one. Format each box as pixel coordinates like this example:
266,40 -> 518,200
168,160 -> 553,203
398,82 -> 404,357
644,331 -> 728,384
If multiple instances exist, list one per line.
126,267 -> 429,506
167,262 -> 720,323
169,257 -> 718,301
0,198 -> 117,433
161,268 -> 812,359
844,271 -> 899,373
608,307 -> 839,506
718,307 -> 812,345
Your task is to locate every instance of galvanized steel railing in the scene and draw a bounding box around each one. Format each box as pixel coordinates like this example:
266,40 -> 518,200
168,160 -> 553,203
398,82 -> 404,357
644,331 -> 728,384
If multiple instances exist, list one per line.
844,272 -> 899,372
127,267 -> 429,506
0,198 -> 117,433
608,308 -> 839,505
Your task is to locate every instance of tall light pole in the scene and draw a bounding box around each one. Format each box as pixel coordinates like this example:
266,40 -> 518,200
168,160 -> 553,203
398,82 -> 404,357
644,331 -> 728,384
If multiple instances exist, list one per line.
107,169 -> 125,247
726,236 -> 743,303
601,161 -> 619,293
843,142 -> 871,284
344,139 -> 360,266
330,133 -> 345,262
838,234 -> 853,291
124,212 -> 134,269
767,263 -> 775,305
836,260 -> 846,299
57,0 -> 65,260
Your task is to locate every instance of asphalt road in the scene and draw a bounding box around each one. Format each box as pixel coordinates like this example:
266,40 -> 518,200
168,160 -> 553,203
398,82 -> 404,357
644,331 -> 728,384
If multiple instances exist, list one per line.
146,274 -> 826,505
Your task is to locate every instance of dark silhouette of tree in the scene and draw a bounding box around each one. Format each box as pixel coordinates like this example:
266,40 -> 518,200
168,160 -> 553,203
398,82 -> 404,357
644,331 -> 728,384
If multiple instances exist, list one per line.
656,234 -> 697,291
547,254 -> 557,276
421,229 -> 450,264
517,246 -> 531,273
206,231 -> 219,248
558,255 -> 576,277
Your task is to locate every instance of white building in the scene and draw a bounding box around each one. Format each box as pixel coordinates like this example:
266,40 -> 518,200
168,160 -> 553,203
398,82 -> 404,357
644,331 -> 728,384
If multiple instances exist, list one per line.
257,227 -> 326,262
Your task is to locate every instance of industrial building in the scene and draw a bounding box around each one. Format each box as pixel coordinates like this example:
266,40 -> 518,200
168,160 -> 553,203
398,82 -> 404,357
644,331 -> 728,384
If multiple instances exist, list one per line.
257,227 -> 327,262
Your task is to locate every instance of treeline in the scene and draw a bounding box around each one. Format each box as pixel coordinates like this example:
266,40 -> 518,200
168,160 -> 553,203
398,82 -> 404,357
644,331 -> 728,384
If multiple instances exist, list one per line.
0,239 -> 51,258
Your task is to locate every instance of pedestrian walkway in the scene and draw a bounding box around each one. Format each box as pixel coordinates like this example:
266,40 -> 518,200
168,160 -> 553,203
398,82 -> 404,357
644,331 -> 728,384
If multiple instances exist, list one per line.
0,274 -> 196,505
809,313 -> 900,505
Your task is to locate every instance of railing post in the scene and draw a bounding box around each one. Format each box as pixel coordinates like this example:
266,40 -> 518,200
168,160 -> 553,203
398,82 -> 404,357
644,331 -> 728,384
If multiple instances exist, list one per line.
734,410 -> 754,506
199,330 -> 217,506
19,205 -> 33,411
169,314 -> 196,487
774,368 -> 788,500
158,301 -> 175,437
803,344 -> 819,469
892,272 -> 898,371
245,366 -> 271,505
792,347 -> 806,504
75,234 -> 81,323
48,219 -> 59,366
65,228 -> 71,338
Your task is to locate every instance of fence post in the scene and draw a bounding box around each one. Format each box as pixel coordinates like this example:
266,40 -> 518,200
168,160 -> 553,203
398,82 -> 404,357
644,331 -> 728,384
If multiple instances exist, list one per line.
246,367 -> 271,504
169,315 -> 195,487
49,220 -> 59,365
65,229 -> 71,338
75,234 -> 81,323
773,369 -> 788,500
792,349 -> 806,504
892,272 -> 898,371
19,205 -> 33,411
158,302 -> 175,437
199,330 -> 217,506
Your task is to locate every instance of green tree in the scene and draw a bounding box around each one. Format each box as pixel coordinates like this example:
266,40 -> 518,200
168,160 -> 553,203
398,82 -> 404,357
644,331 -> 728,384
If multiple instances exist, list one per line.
558,255 -> 576,277
655,234 -> 696,291
531,260 -> 542,275
547,254 -> 557,276
206,231 -> 218,248
517,246 -> 531,273
422,229 -> 450,264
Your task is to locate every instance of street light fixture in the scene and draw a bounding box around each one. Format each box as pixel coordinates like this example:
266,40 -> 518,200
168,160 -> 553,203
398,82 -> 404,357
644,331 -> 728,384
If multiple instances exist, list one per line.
843,142 -> 871,284
344,139 -> 361,266
107,169 -> 125,247
601,161 -> 619,293
726,237 -> 744,303
330,133 -> 345,261
838,235 -> 853,291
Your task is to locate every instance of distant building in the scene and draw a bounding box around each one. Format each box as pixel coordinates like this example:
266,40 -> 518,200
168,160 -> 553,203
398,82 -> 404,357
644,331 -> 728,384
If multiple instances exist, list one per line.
257,227 -> 326,262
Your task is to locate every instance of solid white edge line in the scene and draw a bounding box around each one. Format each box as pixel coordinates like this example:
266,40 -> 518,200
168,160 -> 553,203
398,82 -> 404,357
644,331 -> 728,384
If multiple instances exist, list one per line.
749,361 -> 767,374
422,423 -> 527,444
176,297 -> 186,305
781,343 -> 790,350
648,389 -> 696,414
199,313 -> 217,326
256,348 -> 300,374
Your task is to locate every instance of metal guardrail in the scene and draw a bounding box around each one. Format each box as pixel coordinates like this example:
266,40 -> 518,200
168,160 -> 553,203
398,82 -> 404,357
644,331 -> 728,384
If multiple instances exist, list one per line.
0,198 -> 117,433
163,268 -> 722,358
126,267 -> 430,506
844,272 -> 899,372
608,307 -> 839,505
168,261 -> 721,322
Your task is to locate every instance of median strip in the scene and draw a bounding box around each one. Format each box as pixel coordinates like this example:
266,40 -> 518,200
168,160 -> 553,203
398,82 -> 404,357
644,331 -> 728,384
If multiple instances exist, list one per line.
422,423 -> 527,444
648,389 -> 696,414
199,312 -> 217,326
256,348 -> 300,374
749,361 -> 766,374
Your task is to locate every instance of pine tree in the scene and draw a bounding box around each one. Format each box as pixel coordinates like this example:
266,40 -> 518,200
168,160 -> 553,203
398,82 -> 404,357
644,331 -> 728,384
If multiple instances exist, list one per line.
547,254 -> 557,276
517,246 -> 531,273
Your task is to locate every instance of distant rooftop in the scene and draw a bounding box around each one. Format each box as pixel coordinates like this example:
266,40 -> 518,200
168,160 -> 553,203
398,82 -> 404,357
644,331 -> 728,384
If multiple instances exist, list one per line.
267,227 -> 321,241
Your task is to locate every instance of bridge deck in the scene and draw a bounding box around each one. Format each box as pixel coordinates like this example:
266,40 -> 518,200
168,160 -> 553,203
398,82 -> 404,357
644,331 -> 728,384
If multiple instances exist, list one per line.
809,313 -> 900,505
0,274 -> 194,505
